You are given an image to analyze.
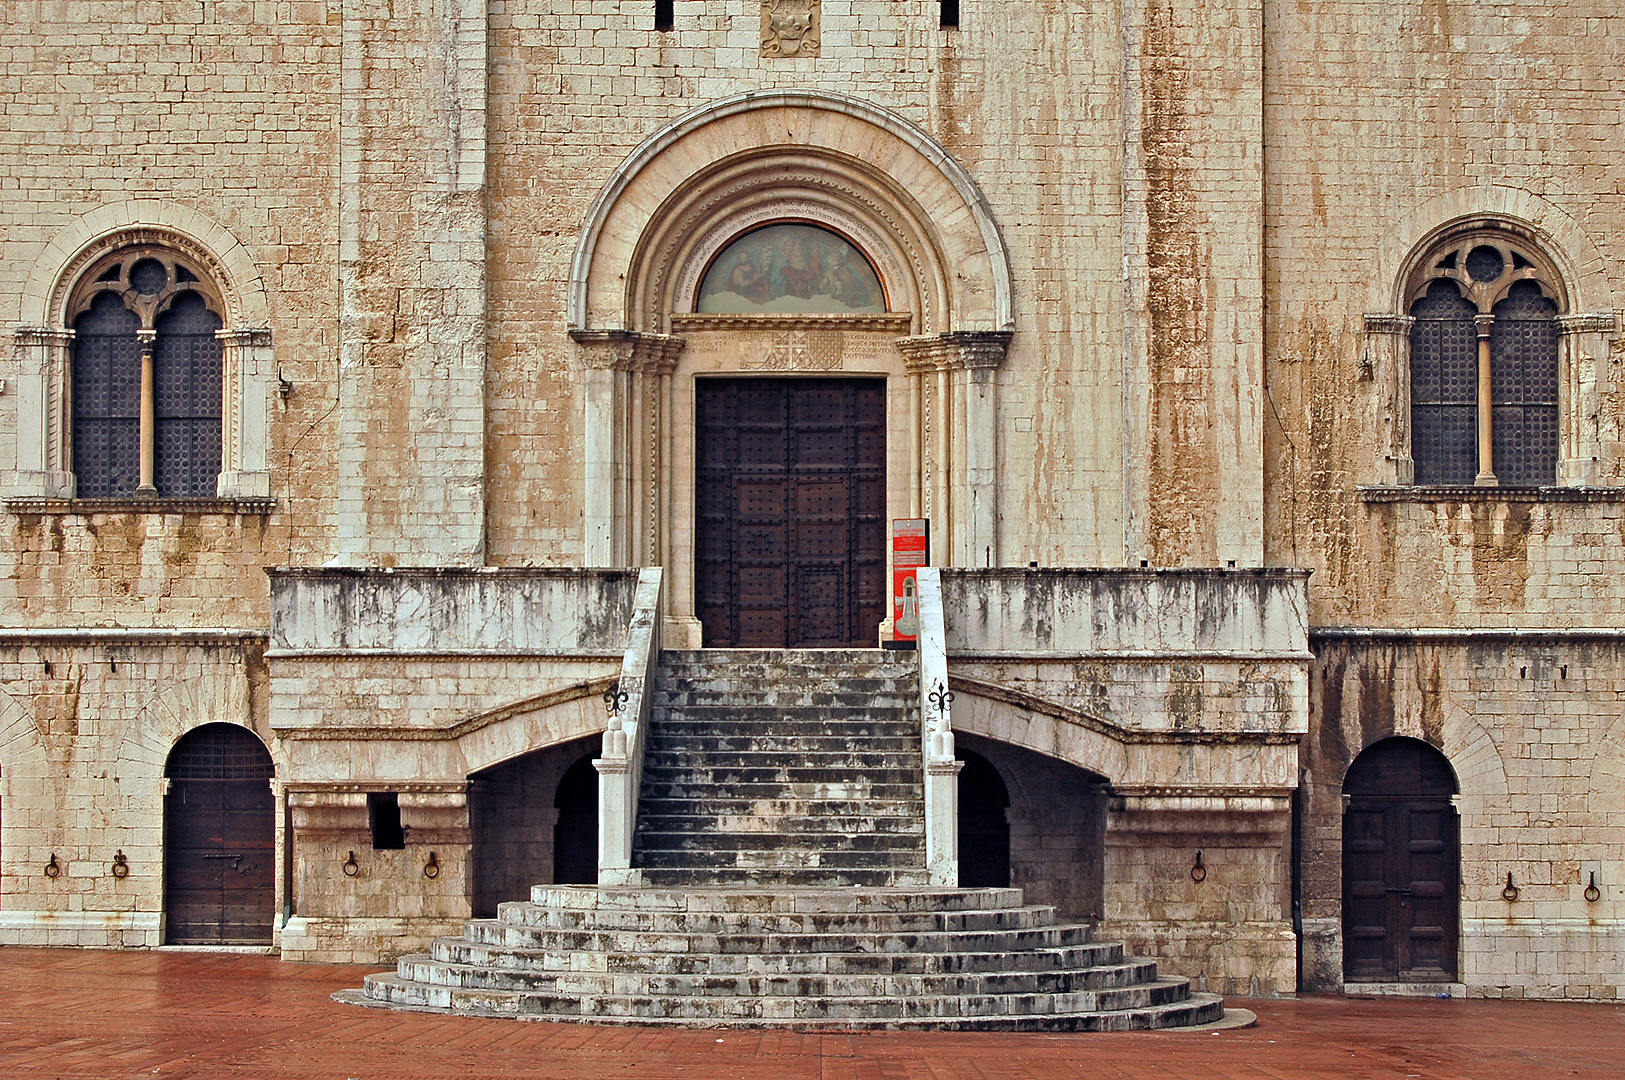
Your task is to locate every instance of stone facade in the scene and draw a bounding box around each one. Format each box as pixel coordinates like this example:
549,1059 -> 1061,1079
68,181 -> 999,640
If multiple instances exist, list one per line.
0,0 -> 1621,1002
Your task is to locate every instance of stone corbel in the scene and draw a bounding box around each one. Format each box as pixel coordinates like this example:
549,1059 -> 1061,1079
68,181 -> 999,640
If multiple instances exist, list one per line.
1557,312 -> 1620,486
571,330 -> 686,566
1361,313 -> 1415,486
10,326 -> 76,498
894,331 -> 1011,568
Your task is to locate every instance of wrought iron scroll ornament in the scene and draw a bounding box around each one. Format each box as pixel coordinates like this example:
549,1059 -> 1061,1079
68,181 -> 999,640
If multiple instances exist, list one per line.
604,682 -> 628,716
927,680 -> 954,725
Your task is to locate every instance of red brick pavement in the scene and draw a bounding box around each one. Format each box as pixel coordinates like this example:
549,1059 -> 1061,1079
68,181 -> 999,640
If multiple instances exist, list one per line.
0,948 -> 1621,1080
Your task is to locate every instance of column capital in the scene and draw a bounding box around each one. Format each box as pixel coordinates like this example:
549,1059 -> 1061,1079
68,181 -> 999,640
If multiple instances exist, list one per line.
215,327 -> 273,347
1558,312 -> 1619,337
894,330 -> 1013,373
12,325 -> 75,348
1361,313 -> 1413,336
570,329 -> 686,372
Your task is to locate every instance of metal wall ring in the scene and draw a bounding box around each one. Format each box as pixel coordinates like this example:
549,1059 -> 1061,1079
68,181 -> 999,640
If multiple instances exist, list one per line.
43,854 -> 61,879
343,850 -> 360,877
111,851 -> 130,879
423,852 -> 440,880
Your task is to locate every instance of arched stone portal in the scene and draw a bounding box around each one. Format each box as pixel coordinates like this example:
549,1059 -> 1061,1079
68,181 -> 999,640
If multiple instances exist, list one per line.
1342,736 -> 1460,984
569,91 -> 1014,643
163,722 -> 276,945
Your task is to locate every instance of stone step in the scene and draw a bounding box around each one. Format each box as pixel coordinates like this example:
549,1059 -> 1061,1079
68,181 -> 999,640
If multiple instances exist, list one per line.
638,765 -> 922,785
633,796 -> 922,818
643,733 -> 917,752
633,814 -> 924,835
494,901 -> 1066,935
637,781 -> 923,800
631,867 -> 931,888
651,693 -> 916,710
394,956 -> 1164,999
640,750 -> 921,770
633,847 -> 922,871
347,974 -> 1220,1030
437,937 -> 1122,976
659,648 -> 912,668
524,886 -> 1027,913
633,832 -> 924,855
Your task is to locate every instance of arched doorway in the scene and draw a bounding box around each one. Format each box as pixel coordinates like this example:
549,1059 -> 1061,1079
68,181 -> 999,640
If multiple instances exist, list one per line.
957,749 -> 1010,888
163,723 -> 275,944
1342,737 -> 1460,983
553,754 -> 598,885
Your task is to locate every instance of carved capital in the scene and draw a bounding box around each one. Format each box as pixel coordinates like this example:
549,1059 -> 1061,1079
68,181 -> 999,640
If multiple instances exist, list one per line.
216,327 -> 273,348
630,332 -> 686,375
571,329 -> 686,373
1362,313 -> 1414,336
894,331 -> 1012,373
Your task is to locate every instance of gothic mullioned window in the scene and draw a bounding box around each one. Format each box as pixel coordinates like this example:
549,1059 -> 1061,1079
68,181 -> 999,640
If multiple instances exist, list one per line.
1407,237 -> 1561,486
67,252 -> 225,498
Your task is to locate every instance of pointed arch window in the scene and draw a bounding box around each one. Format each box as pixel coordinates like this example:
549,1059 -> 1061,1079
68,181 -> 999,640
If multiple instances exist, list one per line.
66,251 -> 226,498
1407,238 -> 1561,486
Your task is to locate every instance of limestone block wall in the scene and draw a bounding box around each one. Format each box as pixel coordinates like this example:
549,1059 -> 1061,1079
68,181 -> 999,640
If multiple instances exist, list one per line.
1303,634 -> 1625,1000
1260,0 -> 1625,623
269,568 -> 636,962
939,568 -> 1308,995
469,736 -> 600,917
0,634 -> 268,948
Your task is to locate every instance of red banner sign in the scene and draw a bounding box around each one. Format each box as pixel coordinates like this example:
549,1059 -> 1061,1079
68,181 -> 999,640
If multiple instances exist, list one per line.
891,518 -> 929,645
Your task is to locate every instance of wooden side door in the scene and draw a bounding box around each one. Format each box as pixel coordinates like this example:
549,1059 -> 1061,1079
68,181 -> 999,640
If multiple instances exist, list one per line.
696,378 -> 885,647
164,725 -> 276,945
1342,739 -> 1460,983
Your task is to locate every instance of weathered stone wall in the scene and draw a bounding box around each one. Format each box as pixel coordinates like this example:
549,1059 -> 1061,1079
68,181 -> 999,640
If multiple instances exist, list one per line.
1303,634 -> 1625,1000
469,736 -> 599,917
0,634 -> 268,947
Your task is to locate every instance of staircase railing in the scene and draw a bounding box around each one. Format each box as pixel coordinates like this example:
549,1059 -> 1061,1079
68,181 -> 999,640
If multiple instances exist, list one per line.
916,566 -> 961,886
595,566 -> 664,886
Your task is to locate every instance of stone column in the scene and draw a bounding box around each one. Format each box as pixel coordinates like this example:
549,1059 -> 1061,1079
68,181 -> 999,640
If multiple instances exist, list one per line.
9,327 -> 76,497
1361,314 -> 1415,485
894,332 -> 1011,567
1473,313 -> 1497,486
1558,313 -> 1620,486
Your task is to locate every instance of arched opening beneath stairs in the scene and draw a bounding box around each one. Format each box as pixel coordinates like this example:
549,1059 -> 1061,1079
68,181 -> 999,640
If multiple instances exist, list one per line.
955,733 -> 1108,919
468,736 -> 599,917
163,723 -> 276,944
1342,736 -> 1460,984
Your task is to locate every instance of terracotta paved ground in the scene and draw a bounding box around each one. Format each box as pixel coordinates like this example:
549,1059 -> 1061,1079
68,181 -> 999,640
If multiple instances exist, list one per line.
2,949 -> 1622,1080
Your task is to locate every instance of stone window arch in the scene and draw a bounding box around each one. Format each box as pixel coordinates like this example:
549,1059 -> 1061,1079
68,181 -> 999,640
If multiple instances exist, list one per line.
11,212 -> 273,503
1404,232 -> 1564,486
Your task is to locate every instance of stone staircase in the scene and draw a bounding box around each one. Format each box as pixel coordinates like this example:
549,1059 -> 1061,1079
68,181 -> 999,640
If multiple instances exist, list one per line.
341,649 -> 1225,1030
633,649 -> 928,888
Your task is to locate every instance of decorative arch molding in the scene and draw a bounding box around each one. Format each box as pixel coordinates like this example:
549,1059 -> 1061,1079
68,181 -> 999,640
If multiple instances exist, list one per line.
1374,187 -> 1615,316
570,92 -> 1016,588
112,671 -> 269,786
569,89 -> 1012,334
1364,188 -> 1620,487
11,202 -> 275,500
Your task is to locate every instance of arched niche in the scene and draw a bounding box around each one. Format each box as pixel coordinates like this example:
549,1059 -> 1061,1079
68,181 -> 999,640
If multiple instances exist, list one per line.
568,92 -> 1016,634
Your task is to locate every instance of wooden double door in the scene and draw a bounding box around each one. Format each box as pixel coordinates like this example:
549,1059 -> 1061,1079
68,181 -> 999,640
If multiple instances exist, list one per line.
1342,738 -> 1460,983
695,378 -> 886,647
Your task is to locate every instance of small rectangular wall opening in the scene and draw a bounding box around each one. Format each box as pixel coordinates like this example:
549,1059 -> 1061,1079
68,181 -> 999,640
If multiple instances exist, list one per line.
940,0 -> 959,28
368,792 -> 405,850
655,0 -> 673,31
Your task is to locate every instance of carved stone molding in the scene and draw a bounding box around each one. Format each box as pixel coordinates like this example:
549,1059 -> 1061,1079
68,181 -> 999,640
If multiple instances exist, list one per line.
570,329 -> 686,372
1559,312 -> 1619,336
894,331 -> 1013,373
1362,313 -> 1414,336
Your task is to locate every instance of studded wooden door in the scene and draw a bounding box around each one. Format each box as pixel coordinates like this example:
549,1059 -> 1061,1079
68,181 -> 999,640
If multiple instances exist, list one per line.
164,724 -> 276,945
696,378 -> 886,647
1342,739 -> 1460,983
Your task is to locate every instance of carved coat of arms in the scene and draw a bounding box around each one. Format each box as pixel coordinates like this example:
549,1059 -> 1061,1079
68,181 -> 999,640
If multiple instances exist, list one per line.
762,0 -> 819,58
